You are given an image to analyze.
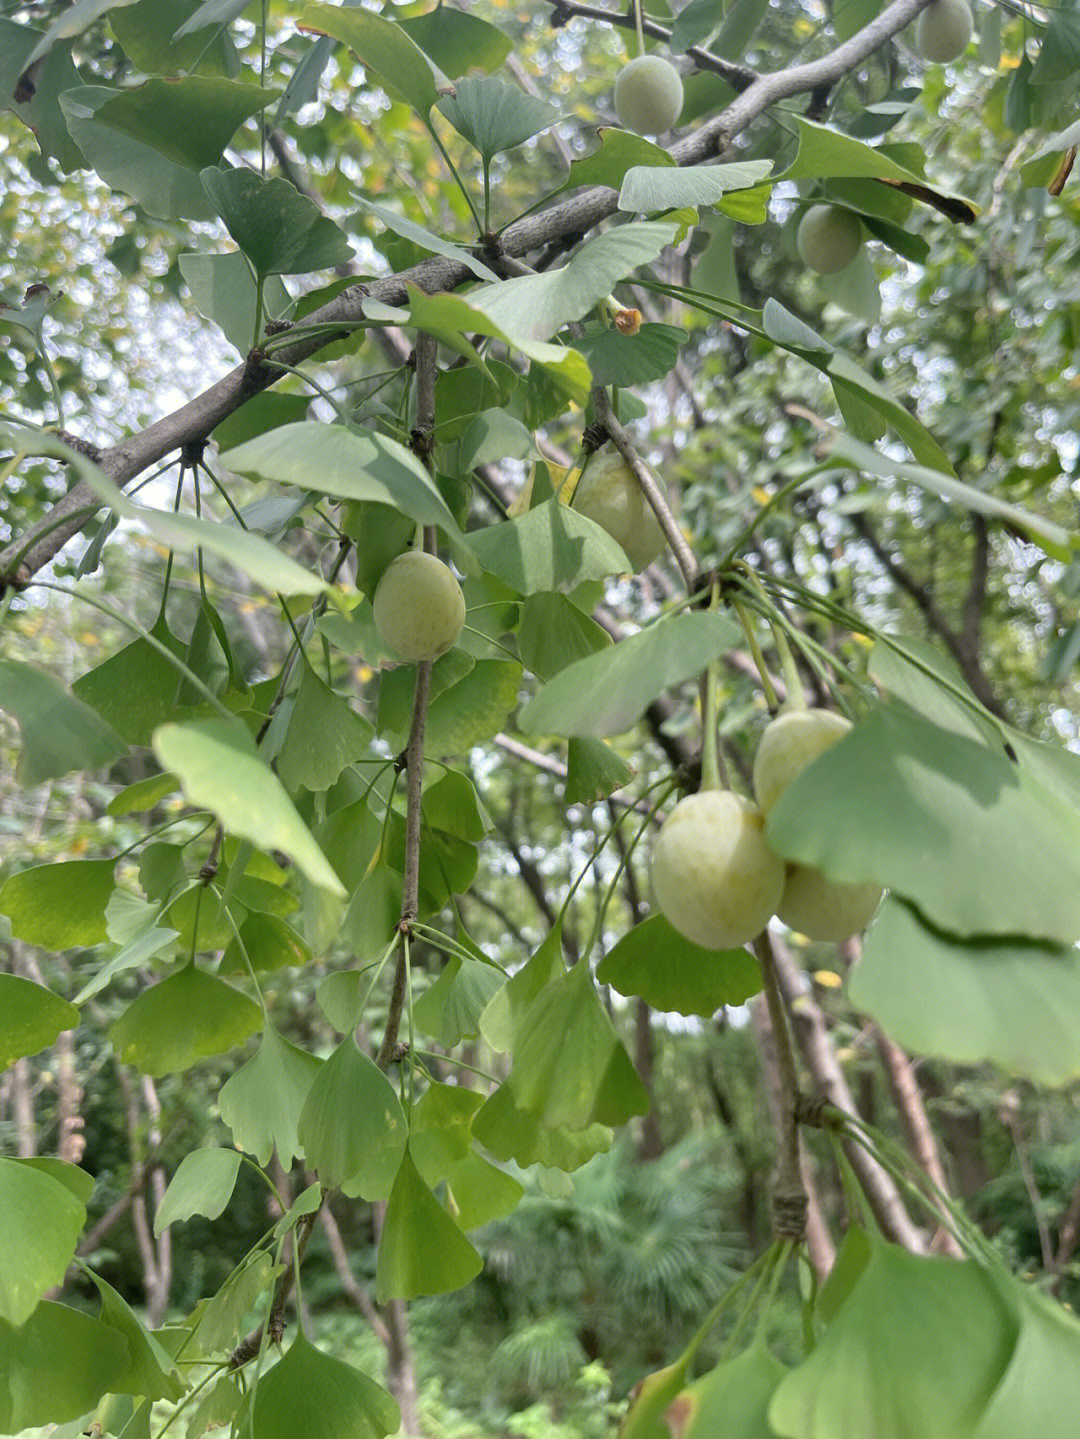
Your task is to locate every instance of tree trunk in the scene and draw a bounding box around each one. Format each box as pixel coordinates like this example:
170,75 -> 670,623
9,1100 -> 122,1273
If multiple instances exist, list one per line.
634,999 -> 665,1161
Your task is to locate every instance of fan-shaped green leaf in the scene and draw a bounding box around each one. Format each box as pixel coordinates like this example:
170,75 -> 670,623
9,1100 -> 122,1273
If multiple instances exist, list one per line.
0,1302 -> 130,1432
297,1038 -> 406,1199
0,1158 -> 86,1325
297,3 -> 438,114
767,700 -> 1080,943
247,1333 -> 399,1439
154,1148 -> 243,1234
0,975 -> 79,1071
219,1025 -> 322,1168
0,858 -> 115,948
468,222 -> 678,343
437,76 -> 559,163
768,1242 -> 1017,1438
375,1150 -> 483,1301
618,161 -> 773,213
597,914 -> 762,1016
108,963 -> 262,1075
200,166 -> 352,277
851,900 -> 1080,1086
414,955 -> 505,1048
0,661 -> 123,785
153,717 -> 346,898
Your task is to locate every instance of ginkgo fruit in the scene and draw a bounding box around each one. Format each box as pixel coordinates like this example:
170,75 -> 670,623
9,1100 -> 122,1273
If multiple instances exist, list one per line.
916,0 -> 974,63
754,707 -> 884,941
614,55 -> 684,135
572,449 -> 667,572
796,205 -> 863,275
650,790 -> 785,950
777,864 -> 883,943
753,707 -> 853,817
372,551 -> 466,663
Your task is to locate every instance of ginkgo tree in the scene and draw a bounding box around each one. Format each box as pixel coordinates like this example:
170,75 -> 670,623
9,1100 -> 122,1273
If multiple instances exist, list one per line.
1,0 -> 1080,1435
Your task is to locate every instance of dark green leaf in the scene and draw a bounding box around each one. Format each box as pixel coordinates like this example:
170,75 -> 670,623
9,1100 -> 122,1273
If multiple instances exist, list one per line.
277,663 -> 375,793
574,323 -> 688,387
0,20 -> 85,170
398,5 -> 511,76
437,76 -> 559,164
200,166 -> 352,277
297,3 -> 439,114
597,914 -> 763,1015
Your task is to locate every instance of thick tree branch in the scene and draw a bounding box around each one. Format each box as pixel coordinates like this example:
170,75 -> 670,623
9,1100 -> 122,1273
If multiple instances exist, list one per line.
4,0 -> 935,584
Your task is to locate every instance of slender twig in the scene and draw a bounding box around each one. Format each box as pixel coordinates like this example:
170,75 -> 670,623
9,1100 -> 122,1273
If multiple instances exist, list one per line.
590,387 -> 700,592
546,0 -> 759,92
376,332 -> 438,1070
4,0 -> 937,582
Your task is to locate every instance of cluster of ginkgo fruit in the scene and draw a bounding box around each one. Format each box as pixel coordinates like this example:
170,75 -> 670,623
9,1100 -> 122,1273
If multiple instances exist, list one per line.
651,707 -> 884,949
371,450 -> 881,953
611,0 -> 976,277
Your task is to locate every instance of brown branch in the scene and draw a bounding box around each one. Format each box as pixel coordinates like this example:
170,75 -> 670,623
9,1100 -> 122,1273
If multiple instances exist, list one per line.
752,931 -> 808,1241
751,996 -> 834,1279
4,0 -> 936,585
769,933 -> 928,1251
319,1202 -> 391,1346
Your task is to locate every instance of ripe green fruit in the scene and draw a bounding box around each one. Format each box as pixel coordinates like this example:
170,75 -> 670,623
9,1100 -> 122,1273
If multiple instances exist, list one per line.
916,0 -> 974,63
650,791 -> 785,950
573,450 -> 667,573
796,205 -> 863,276
777,865 -> 883,943
753,708 -> 853,817
614,55 -> 684,135
372,551 -> 466,663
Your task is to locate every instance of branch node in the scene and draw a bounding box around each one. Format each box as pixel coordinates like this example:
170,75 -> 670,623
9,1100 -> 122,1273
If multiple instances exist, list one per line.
581,422 -> 607,453
180,439 -> 207,468
264,318 -> 293,336
52,429 -> 102,463
770,1190 -> 809,1241
409,426 -> 436,461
